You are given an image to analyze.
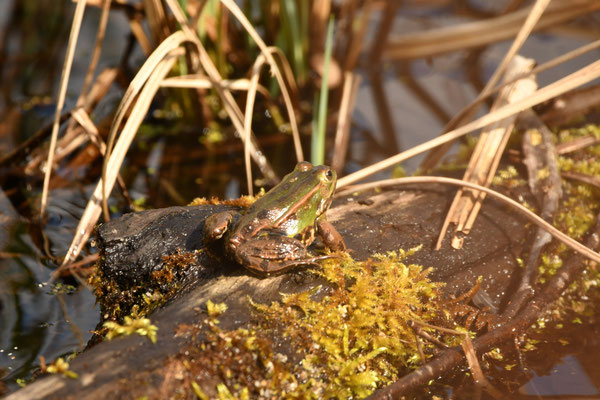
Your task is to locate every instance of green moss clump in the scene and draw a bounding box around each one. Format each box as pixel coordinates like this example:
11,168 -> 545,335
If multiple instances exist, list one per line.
251,248 -> 444,398
532,124 -> 600,283
178,249 -> 449,399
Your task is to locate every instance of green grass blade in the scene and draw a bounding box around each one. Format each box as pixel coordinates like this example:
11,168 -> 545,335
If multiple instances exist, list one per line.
280,0 -> 305,82
311,16 -> 334,166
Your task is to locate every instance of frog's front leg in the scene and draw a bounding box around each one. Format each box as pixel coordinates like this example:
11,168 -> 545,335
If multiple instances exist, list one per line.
203,211 -> 240,242
316,218 -> 346,251
234,232 -> 322,276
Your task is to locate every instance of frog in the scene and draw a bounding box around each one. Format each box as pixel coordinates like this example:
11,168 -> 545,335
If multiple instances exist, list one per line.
203,161 -> 346,276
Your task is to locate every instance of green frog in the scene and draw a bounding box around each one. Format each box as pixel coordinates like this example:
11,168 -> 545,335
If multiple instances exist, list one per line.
203,161 -> 346,276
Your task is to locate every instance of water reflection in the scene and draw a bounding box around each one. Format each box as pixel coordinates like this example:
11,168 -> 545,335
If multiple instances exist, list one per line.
522,355 -> 599,396
0,189 -> 98,391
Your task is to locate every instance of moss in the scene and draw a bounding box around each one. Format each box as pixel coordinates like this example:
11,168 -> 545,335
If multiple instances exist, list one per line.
90,248 -> 200,325
43,357 -> 78,380
103,316 -> 158,344
178,248 -> 462,399
535,124 -> 600,282
491,165 -> 527,188
187,189 -> 264,208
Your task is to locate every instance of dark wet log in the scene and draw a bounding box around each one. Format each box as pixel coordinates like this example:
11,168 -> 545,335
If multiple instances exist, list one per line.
5,186 -> 533,400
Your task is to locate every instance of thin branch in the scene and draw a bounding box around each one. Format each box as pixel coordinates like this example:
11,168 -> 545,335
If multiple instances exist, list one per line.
336,176 -> 600,264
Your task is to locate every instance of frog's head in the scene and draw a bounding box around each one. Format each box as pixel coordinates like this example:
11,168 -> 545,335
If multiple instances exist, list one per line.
288,161 -> 337,220
255,161 -> 338,236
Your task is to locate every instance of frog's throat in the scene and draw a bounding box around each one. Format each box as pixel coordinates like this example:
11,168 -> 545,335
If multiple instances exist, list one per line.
272,184 -> 322,229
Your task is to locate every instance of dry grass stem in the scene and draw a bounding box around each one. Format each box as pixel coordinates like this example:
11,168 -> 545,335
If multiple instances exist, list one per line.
337,58 -> 600,188
341,1 -> 375,71
332,72 -> 360,173
436,56 -> 537,250
556,135 -> 600,155
60,50 -> 182,268
243,54 -> 268,196
422,0 -> 550,170
409,320 -> 503,398
128,15 -> 153,56
165,0 -> 279,184
71,109 -> 106,153
41,0 -> 87,218
142,0 -> 170,46
383,0 -> 600,61
101,30 -> 191,219
423,38 -> 600,170
561,171 -> 600,189
336,176 -> 600,265
160,76 -> 270,97
220,0 -> 304,162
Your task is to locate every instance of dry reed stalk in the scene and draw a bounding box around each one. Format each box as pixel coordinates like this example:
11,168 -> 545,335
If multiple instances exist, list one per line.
368,70 -> 400,154
310,0 -> 331,55
416,38 -> 600,170
160,75 -> 270,97
362,1 -> 400,155
142,0 -> 170,46
40,0 -> 87,218
25,68 -> 118,174
243,54 -> 268,196
128,15 -> 153,56
368,1 -> 399,64
164,0 -> 280,185
68,108 -> 132,202
383,0 -> 600,61
421,0 -> 551,170
410,320 -> 503,399
562,171 -> 600,189
541,82 -> 600,126
268,48 -> 301,108
60,49 -> 182,269
219,0 -> 304,162
71,109 -> 106,152
395,63 -> 452,124
337,57 -> 600,188
332,72 -> 360,173
436,56 -> 537,250
336,176 -> 600,265
101,30 -> 191,219
556,134 -> 600,155
340,1 -> 375,72
61,0 -> 111,164
79,0 -> 111,106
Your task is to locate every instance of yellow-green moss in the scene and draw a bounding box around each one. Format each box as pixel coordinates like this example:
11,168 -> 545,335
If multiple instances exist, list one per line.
187,189 -> 264,208
184,248 -> 461,399
252,249 -> 445,398
103,316 -> 158,343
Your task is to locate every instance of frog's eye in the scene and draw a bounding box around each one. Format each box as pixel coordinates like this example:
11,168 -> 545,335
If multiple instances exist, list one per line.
323,169 -> 334,181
